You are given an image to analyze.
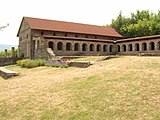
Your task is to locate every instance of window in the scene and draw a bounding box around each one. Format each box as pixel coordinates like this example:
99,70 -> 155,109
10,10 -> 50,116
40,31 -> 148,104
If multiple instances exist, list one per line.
135,43 -> 140,51
109,45 -> 113,52
122,44 -> 126,52
41,31 -> 44,35
82,43 -> 87,51
103,45 -> 107,52
74,43 -> 80,51
57,42 -> 63,50
53,32 -> 56,36
48,41 -> 54,50
90,44 -> 94,51
26,34 -> 28,39
149,42 -> 155,50
142,43 -> 147,51
66,43 -> 72,51
97,44 -> 101,52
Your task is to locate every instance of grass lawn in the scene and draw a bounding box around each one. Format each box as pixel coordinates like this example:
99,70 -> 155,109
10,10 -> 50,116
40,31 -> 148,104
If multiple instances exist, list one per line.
0,56 -> 160,120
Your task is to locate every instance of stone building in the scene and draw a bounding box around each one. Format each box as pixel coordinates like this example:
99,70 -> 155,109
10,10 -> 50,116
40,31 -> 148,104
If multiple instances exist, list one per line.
17,17 -> 160,58
116,35 -> 160,55
17,17 -> 124,58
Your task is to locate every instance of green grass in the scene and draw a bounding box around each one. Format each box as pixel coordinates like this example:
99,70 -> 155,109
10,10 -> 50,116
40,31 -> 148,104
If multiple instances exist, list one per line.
0,56 -> 160,120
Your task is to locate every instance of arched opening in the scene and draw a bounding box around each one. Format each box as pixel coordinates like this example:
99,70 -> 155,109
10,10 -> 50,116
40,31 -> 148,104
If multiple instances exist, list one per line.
128,44 -> 133,51
74,43 -> 79,51
149,42 -> 155,50
37,40 -> 40,49
157,41 -> 160,50
66,42 -> 72,51
135,43 -> 140,51
103,45 -> 107,52
97,44 -> 101,52
90,44 -> 94,51
117,45 -> 120,52
142,43 -> 147,51
57,42 -> 63,50
82,43 -> 87,51
109,45 -> 113,52
26,34 -> 28,39
122,44 -> 126,52
48,41 -> 54,50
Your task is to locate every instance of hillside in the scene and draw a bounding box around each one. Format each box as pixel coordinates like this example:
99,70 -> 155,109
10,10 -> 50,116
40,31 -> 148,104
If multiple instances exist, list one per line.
0,56 -> 160,120
0,44 -> 17,50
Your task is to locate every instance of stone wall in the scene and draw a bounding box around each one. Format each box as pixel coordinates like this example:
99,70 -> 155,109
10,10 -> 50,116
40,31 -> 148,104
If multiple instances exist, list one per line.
68,61 -> 92,68
0,58 -> 23,66
116,39 -> 160,55
34,38 -> 115,57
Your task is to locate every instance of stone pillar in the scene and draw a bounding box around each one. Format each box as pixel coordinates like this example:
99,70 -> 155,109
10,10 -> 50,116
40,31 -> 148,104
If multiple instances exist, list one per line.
11,47 -> 15,58
139,43 -> 142,52
147,43 -> 150,51
63,42 -> 66,51
5,49 -> 8,58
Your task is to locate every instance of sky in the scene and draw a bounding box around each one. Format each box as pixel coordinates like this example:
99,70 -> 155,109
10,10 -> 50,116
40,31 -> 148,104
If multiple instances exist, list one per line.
0,0 -> 160,45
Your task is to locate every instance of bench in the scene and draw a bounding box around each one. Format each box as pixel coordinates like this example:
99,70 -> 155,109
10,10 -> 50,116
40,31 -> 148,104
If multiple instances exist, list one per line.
0,67 -> 19,79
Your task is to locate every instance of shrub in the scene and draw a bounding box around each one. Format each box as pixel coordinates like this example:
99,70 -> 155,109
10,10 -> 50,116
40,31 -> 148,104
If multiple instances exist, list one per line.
16,59 -> 46,68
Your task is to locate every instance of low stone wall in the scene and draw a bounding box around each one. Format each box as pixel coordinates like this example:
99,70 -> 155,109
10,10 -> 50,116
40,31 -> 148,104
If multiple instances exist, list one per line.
68,62 -> 92,68
0,67 -> 19,79
0,58 -> 23,66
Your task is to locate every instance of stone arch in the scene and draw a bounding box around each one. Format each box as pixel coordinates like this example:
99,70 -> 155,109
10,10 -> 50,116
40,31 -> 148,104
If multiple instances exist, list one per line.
48,41 -> 54,50
128,44 -> 133,51
142,42 -> 147,51
149,42 -> 155,50
90,44 -> 95,51
26,33 -> 29,39
109,45 -> 113,52
117,45 -> 120,52
122,44 -> 126,52
57,42 -> 63,50
97,44 -> 101,52
135,43 -> 140,51
82,43 -> 87,51
74,43 -> 80,51
157,41 -> 160,50
103,45 -> 107,52
37,40 -> 40,49
66,42 -> 72,51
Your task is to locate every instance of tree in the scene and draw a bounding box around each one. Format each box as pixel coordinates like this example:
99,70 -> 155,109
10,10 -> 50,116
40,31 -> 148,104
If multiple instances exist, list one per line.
109,10 -> 160,38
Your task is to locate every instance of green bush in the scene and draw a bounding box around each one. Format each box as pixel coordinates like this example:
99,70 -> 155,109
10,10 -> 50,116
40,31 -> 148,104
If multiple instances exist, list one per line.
16,59 -> 46,68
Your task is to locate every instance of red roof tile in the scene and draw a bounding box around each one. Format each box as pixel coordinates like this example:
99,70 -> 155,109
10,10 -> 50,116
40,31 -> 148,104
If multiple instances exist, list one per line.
116,35 -> 160,43
21,17 -> 123,38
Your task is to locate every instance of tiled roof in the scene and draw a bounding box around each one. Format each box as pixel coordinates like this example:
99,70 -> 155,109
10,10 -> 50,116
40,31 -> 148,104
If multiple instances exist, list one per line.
116,35 -> 160,43
21,17 -> 123,38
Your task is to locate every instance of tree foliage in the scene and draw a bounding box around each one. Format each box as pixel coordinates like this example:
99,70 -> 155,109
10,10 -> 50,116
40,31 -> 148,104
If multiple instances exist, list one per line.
110,10 -> 160,37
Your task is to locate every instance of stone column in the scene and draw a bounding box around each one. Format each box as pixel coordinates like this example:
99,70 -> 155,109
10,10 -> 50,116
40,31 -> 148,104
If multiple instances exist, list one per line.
147,43 -> 150,51
5,49 -> 8,58
11,47 -> 15,58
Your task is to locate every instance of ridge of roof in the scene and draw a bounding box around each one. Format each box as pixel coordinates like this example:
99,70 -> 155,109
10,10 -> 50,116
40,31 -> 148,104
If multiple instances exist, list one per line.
22,16 -> 123,38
